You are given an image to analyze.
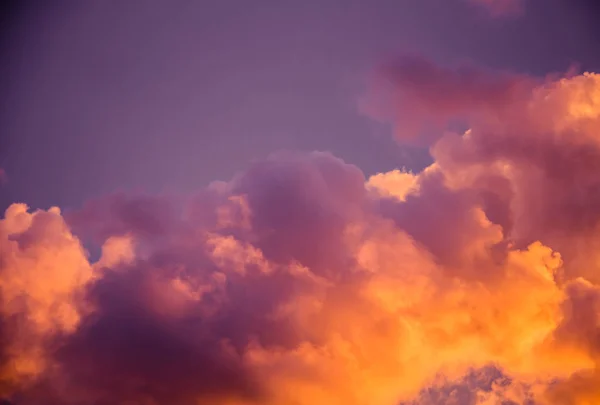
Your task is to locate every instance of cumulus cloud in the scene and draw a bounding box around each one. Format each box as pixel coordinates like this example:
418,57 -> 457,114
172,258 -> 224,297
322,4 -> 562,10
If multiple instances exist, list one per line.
359,55 -> 537,144
366,169 -> 418,201
3,58 -> 600,404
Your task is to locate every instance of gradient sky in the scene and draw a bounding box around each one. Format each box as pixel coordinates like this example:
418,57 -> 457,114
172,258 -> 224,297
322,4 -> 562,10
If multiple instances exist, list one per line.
7,2 -> 600,405
1,0 -> 600,212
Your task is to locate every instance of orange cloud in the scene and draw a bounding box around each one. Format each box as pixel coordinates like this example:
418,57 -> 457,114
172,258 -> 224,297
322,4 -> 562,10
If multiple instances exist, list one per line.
3,62 -> 600,404
366,169 -> 418,201
0,204 -> 93,398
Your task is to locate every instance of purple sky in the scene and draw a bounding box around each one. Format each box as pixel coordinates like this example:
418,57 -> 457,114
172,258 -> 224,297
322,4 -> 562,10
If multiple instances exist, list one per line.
1,0 -> 599,211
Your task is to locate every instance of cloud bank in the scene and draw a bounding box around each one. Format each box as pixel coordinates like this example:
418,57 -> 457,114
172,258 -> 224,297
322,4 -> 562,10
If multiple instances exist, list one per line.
3,57 -> 600,404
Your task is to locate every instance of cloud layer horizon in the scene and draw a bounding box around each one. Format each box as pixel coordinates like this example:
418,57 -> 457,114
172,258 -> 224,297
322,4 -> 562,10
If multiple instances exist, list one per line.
3,56 -> 600,404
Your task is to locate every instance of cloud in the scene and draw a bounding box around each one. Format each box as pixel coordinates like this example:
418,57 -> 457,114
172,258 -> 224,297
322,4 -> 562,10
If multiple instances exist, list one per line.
366,169 -> 418,201
359,55 -> 537,144
0,204 -> 92,400
3,60 -> 600,404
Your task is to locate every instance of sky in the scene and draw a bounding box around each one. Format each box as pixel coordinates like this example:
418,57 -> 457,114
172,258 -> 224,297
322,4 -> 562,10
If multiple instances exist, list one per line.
1,0 -> 600,211
3,0 -> 600,404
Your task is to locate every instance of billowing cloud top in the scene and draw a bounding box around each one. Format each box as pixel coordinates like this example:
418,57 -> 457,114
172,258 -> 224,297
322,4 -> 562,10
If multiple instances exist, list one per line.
3,57 -> 600,405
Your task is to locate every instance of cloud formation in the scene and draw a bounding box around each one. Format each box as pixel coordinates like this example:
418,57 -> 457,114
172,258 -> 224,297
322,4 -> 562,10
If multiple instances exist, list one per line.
360,55 -> 537,143
3,57 -> 600,404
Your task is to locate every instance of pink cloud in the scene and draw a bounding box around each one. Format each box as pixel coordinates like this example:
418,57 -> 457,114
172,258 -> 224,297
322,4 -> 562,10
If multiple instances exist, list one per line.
360,54 -> 537,143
